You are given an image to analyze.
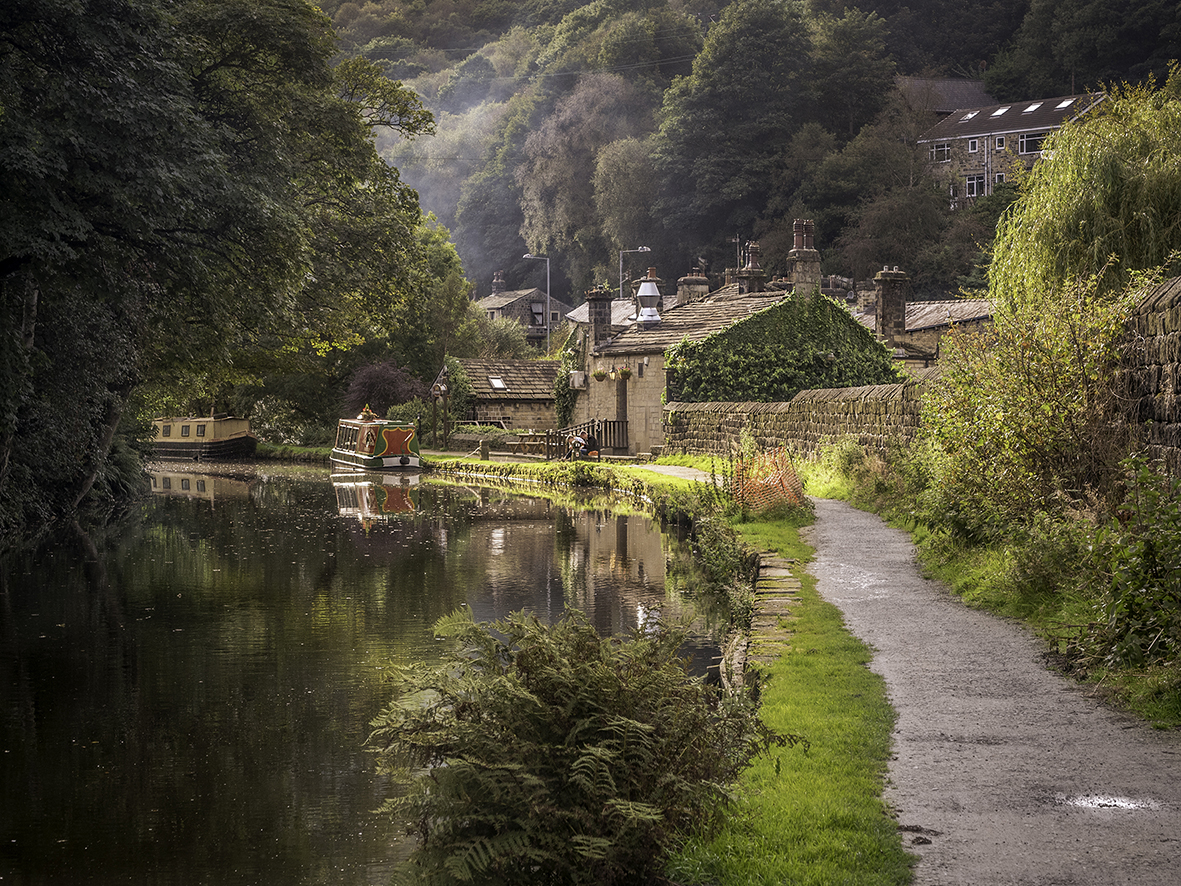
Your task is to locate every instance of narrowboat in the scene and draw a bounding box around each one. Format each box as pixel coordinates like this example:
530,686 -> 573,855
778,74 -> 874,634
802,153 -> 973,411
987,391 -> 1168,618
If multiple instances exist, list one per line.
151,414 -> 257,460
330,407 -> 421,470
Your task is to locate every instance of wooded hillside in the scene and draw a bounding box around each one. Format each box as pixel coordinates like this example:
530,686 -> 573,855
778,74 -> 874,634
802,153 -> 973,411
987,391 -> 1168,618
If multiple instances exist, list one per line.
322,0 -> 1181,300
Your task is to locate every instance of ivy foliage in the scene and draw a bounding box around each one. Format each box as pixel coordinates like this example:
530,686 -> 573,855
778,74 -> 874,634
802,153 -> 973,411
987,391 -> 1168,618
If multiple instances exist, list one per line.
664,289 -> 898,404
370,608 -> 799,885
553,328 -> 582,428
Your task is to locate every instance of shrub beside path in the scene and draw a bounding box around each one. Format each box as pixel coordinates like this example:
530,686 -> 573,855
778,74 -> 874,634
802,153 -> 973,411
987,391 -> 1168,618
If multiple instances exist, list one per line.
804,497 -> 1181,885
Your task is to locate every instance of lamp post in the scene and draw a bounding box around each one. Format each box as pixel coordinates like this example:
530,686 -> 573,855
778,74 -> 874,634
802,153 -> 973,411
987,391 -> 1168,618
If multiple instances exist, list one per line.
619,246 -> 651,309
522,253 -> 551,353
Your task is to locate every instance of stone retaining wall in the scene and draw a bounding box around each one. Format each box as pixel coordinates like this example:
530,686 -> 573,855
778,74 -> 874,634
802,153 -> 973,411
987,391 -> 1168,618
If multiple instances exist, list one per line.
1120,276 -> 1181,475
663,368 -> 938,459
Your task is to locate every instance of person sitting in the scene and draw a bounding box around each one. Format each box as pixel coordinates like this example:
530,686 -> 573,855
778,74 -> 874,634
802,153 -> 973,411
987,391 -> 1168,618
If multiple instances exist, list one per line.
567,434 -> 586,459
584,434 -> 599,460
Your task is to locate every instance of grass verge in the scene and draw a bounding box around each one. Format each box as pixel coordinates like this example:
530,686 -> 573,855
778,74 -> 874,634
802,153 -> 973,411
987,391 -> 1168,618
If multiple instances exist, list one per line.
669,512 -> 913,886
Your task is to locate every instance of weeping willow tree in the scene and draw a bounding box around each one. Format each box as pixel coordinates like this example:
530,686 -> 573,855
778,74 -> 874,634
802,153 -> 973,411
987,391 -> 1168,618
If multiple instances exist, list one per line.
923,65 -> 1181,533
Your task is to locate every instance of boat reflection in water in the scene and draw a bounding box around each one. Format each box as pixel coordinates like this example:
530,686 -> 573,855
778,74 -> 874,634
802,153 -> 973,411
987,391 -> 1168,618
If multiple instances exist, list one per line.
332,470 -> 420,524
149,468 -> 254,501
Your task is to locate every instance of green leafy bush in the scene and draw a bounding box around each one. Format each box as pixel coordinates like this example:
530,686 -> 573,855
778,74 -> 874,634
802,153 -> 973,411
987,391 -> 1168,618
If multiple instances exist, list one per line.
1077,460 -> 1181,668
370,609 -> 798,885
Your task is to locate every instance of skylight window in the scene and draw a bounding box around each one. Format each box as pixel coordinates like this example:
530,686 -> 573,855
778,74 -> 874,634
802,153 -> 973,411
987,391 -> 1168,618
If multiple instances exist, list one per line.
1023,102 -> 1043,113
990,106 -> 1011,117
1056,98 -> 1075,109
959,111 -> 979,122
489,377 -> 507,391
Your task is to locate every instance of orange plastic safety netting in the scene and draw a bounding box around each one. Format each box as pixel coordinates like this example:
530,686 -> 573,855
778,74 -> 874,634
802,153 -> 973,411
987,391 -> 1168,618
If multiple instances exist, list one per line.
731,447 -> 807,513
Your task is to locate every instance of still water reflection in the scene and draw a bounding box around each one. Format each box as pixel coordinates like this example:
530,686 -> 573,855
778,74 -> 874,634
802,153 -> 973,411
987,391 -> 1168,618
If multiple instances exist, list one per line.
1,466 -> 706,885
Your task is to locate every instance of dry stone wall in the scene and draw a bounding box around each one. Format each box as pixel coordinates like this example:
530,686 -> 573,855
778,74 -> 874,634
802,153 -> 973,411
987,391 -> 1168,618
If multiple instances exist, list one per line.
663,368 -> 938,459
1119,276 -> 1181,475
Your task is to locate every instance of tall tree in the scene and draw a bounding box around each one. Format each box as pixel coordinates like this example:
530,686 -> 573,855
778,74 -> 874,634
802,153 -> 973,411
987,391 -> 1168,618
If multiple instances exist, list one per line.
517,73 -> 655,289
0,0 -> 434,535
652,0 -> 813,268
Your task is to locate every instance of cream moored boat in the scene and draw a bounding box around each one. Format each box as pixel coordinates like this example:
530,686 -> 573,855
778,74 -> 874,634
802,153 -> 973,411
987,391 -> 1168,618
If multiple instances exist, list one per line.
330,406 -> 421,470
150,414 -> 257,460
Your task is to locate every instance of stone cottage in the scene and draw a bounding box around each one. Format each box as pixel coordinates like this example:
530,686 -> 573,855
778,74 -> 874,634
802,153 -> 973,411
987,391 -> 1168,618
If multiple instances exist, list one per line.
475,271 -> 574,350
449,358 -> 559,430
567,221 -> 892,455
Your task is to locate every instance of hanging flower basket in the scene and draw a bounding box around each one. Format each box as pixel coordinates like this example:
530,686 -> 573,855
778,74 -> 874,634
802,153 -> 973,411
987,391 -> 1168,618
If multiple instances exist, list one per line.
592,369 -> 608,381
618,366 -> 633,380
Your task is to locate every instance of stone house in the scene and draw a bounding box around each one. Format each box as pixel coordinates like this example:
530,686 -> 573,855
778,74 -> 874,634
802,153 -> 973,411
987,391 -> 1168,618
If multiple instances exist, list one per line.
474,271 -> 574,350
450,358 -> 559,429
568,221 -> 851,455
918,92 -> 1104,207
849,267 -> 992,369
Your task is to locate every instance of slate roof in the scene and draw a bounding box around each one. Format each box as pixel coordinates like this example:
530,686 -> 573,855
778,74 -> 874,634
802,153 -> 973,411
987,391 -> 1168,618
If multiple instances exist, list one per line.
476,288 -> 544,311
565,298 -> 637,327
595,294 -> 787,356
918,92 -> 1104,143
897,77 -> 995,116
454,359 -> 558,401
852,299 -> 992,332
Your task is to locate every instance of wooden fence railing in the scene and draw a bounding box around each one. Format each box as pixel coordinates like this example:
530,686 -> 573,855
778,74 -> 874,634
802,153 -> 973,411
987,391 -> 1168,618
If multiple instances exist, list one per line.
542,419 -> 629,460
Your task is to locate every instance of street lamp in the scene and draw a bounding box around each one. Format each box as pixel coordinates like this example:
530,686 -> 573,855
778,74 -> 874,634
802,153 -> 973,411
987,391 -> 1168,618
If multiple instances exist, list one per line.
522,253 -> 551,353
619,246 -> 651,313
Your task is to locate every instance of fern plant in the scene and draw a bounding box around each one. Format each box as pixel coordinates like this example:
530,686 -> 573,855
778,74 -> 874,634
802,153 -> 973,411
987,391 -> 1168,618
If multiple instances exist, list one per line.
370,609 -> 800,885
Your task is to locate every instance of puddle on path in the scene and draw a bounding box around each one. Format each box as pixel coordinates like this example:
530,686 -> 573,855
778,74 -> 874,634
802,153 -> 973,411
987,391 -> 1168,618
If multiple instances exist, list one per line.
1054,793 -> 1162,811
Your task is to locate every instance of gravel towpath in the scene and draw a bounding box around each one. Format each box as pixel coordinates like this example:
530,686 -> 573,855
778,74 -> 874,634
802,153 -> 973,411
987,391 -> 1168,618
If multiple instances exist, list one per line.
802,497 -> 1181,886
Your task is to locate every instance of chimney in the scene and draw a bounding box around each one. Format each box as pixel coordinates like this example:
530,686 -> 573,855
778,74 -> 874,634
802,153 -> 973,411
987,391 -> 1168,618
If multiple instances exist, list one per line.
676,267 -> 710,306
875,266 -> 910,344
586,283 -> 614,350
735,241 -> 766,293
788,219 -> 821,289
491,270 -> 506,294
636,268 -> 663,325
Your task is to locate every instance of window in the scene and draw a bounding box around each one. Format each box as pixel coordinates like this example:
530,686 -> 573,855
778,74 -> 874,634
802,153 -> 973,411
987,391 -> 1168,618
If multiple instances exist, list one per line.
162,477 -> 171,489
551,311 -> 559,322
637,363 -> 645,378
1056,98 -> 1075,110
180,478 -> 190,491
995,136 -> 1006,150
161,424 -> 171,437
965,174 -> 986,197
1019,131 -> 1047,154
959,111 -> 979,122
180,424 -> 190,437
967,138 -> 979,153
489,376 -> 507,391
990,106 -> 1011,117
929,142 -> 951,162
196,424 -> 206,437
1022,102 -> 1043,114
196,480 -> 206,493
995,172 -> 1006,184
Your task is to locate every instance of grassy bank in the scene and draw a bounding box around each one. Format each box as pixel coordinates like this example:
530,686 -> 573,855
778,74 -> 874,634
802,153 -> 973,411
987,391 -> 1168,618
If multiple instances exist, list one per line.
669,512 -> 912,886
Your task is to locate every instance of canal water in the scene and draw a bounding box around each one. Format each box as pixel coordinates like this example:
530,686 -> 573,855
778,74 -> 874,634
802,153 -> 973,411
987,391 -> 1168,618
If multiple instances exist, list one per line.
0,465 -> 710,885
